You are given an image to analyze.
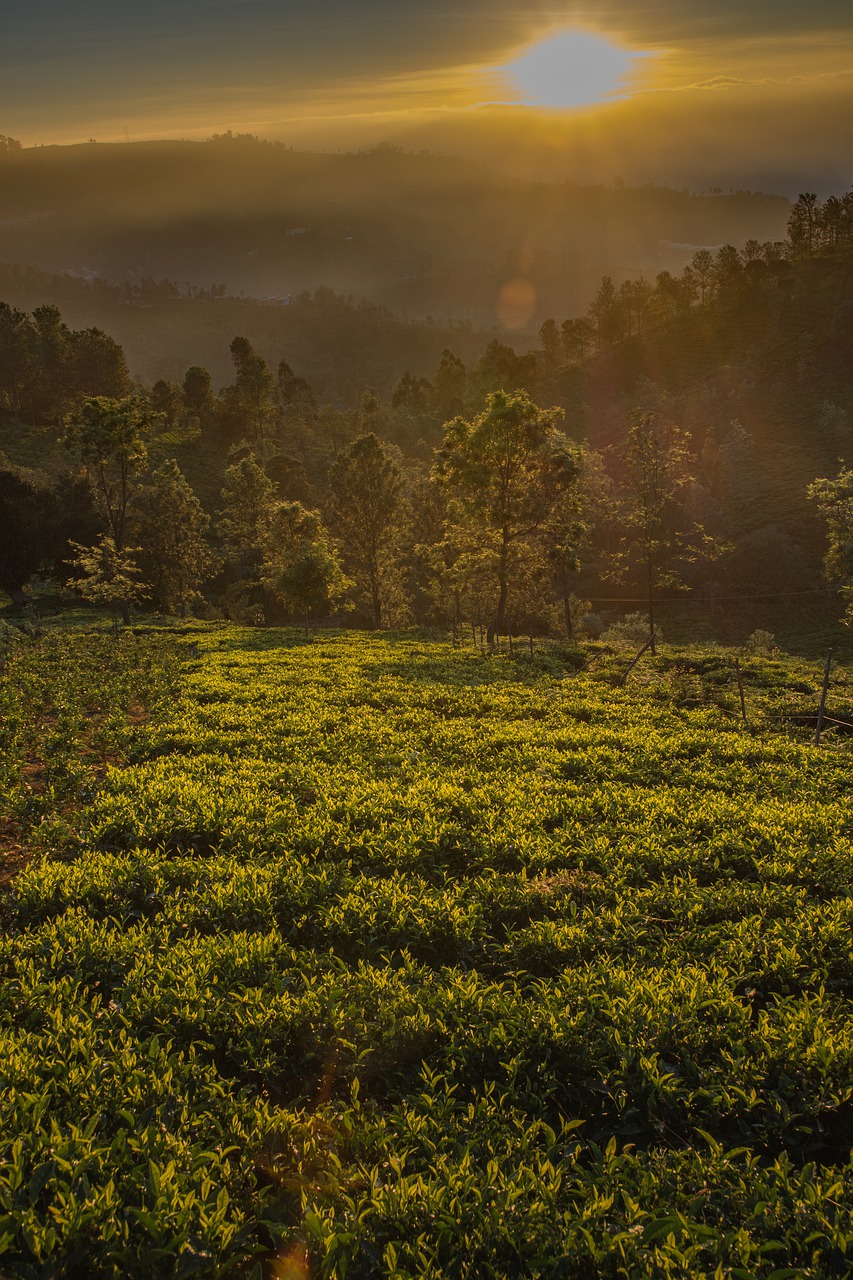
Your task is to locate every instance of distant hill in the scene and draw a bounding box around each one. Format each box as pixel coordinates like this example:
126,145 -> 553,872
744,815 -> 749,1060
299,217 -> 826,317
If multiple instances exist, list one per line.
0,137 -> 789,327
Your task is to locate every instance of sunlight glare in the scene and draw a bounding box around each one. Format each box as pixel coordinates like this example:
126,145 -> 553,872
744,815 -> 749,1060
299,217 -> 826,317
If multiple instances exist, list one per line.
503,30 -> 649,110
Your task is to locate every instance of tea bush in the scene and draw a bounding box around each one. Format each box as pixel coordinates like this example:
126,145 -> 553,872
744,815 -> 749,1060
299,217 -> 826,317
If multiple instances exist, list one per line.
2,628 -> 853,1276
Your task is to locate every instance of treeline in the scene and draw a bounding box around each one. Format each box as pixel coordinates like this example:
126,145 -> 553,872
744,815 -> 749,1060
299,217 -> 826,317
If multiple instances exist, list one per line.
0,302 -> 130,424
0,381 -> 693,640
0,350 -> 848,646
549,182 -> 853,358
3,200 -> 853,641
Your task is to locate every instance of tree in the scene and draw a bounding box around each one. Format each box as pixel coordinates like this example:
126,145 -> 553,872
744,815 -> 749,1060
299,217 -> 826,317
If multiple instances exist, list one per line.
0,303 -> 35,419
560,317 -> 595,365
620,410 -> 694,654
32,305 -> 71,426
0,462 -> 52,602
589,276 -> 621,346
149,379 -> 184,431
227,336 -> 276,446
690,249 -> 715,306
218,455 -> 278,621
326,433 -> 402,628
68,536 -> 147,632
432,390 -> 577,644
711,245 -> 743,302
432,349 -> 467,419
219,455 -> 277,554
277,360 -> 316,415
263,502 -> 350,633
808,466 -> 853,619
392,370 -> 432,417
538,447 -> 604,638
68,328 -> 131,401
182,365 -> 215,431
474,340 -> 537,398
135,460 -> 216,616
788,193 -> 819,256
63,396 -> 155,623
538,319 -> 561,373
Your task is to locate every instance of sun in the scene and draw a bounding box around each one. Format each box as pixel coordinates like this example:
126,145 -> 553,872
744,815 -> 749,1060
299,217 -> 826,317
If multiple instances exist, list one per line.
502,29 -> 650,110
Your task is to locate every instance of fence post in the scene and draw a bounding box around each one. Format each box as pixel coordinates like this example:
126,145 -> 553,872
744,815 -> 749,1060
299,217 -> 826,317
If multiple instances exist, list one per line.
815,649 -> 833,746
735,657 -> 747,724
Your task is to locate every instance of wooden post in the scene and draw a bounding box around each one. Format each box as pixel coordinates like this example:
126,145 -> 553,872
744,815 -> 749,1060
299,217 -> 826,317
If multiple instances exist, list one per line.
735,657 -> 747,723
529,632 -> 534,658
508,630 -> 514,657
815,649 -> 833,746
620,633 -> 655,685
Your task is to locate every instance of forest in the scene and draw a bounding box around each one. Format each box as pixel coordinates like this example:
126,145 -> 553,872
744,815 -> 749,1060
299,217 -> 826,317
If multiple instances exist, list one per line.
2,186 -> 853,649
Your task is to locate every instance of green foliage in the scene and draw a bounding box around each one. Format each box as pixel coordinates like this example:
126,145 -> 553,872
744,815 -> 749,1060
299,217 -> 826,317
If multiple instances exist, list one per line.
746,629 -> 780,657
67,536 -> 147,619
135,460 -> 217,617
63,397 -> 156,558
2,630 -> 853,1274
326,433 -> 403,628
432,391 -> 579,638
263,502 -> 350,629
809,465 -> 853,619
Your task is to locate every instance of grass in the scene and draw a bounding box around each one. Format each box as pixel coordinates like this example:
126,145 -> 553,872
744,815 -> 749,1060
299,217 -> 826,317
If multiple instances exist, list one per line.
2,625 -> 853,1277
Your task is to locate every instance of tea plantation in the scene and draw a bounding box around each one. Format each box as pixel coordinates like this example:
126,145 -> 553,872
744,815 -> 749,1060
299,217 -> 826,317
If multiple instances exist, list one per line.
2,626 -> 853,1278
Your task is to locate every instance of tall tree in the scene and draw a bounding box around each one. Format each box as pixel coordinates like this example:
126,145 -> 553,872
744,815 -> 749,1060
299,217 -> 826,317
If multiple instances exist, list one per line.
538,319 -> 562,373
32,305 -> 71,426
182,365 -> 215,432
432,390 -> 577,644
808,465 -> 853,619
227,336 -> 276,446
589,276 -> 621,346
218,455 -> 278,621
69,328 -> 131,401
326,433 -> 402,628
263,502 -> 350,634
135,460 -> 216,616
620,410 -> 694,654
690,249 -> 715,306
432,349 -> 467,419
63,396 -> 155,622
0,304 -> 35,420
0,462 -> 52,602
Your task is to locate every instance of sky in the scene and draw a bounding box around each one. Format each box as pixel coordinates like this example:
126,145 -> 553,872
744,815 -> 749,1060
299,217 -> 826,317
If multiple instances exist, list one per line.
4,0 -> 853,191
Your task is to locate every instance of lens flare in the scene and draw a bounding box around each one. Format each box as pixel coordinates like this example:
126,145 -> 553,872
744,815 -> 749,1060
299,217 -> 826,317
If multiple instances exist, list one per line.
497,278 -> 536,331
503,30 -> 650,110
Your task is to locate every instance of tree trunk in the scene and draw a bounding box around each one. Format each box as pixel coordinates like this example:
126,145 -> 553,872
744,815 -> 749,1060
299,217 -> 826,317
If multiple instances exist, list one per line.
562,579 -> 573,639
646,552 -> 656,656
370,566 -> 382,629
490,561 -> 509,649
120,600 -> 130,627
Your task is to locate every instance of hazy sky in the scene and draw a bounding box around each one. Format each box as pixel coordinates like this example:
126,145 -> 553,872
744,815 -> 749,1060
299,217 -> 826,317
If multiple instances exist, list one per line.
4,0 -> 853,190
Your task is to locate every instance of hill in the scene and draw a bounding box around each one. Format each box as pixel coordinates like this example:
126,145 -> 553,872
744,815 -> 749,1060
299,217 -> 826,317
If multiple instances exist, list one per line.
0,137 -> 789,330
